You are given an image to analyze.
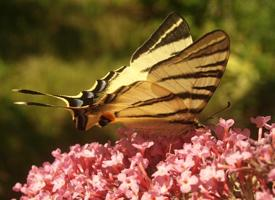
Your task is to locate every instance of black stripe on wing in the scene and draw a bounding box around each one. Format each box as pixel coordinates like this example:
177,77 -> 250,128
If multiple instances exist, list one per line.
66,66 -> 128,107
115,107 -> 203,118
158,69 -> 224,82
183,37 -> 229,61
129,91 -> 211,108
194,60 -> 228,69
103,81 -> 142,104
141,30 -> 229,73
177,92 -> 211,101
192,85 -> 217,92
131,93 -> 175,107
131,12 -> 191,63
91,67 -> 125,94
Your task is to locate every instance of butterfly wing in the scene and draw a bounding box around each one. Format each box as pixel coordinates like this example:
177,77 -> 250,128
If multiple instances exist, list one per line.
95,30 -> 229,134
130,12 -> 192,66
15,13 -> 191,108
106,12 -> 193,93
14,13 -> 229,135
13,12 -> 194,133
97,81 -> 195,135
147,30 -> 230,117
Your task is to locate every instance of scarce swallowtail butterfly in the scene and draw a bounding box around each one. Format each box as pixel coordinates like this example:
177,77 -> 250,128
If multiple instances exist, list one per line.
14,12 -> 230,135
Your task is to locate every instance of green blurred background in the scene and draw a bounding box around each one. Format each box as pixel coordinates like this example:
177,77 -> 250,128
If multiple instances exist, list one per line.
1,0 -> 275,198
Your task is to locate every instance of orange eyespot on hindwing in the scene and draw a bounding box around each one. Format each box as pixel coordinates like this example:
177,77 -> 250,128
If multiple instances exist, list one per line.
98,112 -> 115,127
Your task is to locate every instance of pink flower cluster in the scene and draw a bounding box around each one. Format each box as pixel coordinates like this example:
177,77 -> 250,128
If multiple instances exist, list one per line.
13,116 -> 275,199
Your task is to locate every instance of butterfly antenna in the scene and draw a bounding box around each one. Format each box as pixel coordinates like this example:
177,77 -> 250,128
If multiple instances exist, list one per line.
203,101 -> 231,123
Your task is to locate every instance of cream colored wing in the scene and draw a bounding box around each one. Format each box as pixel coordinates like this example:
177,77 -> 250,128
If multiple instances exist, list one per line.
147,30 -> 230,115
14,13 -> 192,110
106,12 -> 193,93
97,31 -> 229,134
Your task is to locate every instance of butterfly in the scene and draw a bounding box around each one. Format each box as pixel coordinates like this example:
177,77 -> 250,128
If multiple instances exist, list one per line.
14,12 -> 230,136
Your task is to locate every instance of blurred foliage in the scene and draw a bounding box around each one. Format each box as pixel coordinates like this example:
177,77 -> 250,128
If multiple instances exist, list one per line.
0,0 -> 275,198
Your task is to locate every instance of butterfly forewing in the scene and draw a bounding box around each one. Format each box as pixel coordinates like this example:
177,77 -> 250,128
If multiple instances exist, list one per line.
130,12 -> 192,64
147,30 -> 230,116
106,12 -> 193,94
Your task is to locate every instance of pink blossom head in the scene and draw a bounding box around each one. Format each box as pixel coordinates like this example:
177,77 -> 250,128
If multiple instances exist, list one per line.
13,117 -> 275,199
215,118 -> 234,140
251,116 -> 271,128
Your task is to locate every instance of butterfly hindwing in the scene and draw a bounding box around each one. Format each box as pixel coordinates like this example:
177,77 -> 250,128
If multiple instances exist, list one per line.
100,81 -> 195,134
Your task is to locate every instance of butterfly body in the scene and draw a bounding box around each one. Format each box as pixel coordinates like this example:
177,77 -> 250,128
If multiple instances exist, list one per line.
14,12 -> 230,136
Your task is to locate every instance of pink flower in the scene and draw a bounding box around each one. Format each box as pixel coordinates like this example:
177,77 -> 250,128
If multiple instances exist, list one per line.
152,162 -> 172,177
13,116 -> 275,199
23,166 -> 47,194
141,192 -> 153,200
12,183 -> 22,192
177,170 -> 198,193
129,152 -> 149,169
117,169 -> 140,198
215,118 -> 234,140
152,175 -> 173,195
255,191 -> 274,200
225,151 -> 252,165
199,165 -> 225,182
91,172 -> 108,191
131,133 -> 154,155
218,118 -> 235,129
268,168 -> 275,181
141,192 -> 169,200
173,154 -> 195,171
102,151 -> 124,168
251,116 -> 271,128
271,127 -> 275,148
